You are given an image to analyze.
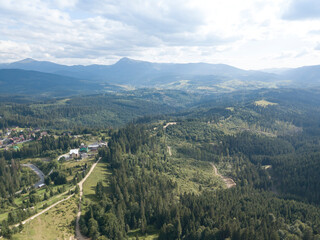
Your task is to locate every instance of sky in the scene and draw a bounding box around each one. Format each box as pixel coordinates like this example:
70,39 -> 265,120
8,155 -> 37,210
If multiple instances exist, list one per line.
1,0 -> 320,69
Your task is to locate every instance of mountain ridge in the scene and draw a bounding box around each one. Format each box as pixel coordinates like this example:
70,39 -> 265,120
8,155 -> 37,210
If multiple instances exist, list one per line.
1,58 -> 320,93
0,69 -> 120,97
0,57 -> 277,85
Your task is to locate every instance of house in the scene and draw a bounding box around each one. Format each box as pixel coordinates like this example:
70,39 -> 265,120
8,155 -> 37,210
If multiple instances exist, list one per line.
63,131 -> 72,136
88,144 -> 99,151
38,183 -> 45,188
40,131 -> 48,137
99,142 -> 108,147
79,143 -> 88,153
69,149 -> 79,159
13,146 -> 20,151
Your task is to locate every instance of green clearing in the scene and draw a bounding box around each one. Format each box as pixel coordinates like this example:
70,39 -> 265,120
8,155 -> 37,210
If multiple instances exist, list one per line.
12,196 -> 77,240
0,156 -> 88,227
82,161 -> 111,203
0,211 -> 10,222
12,184 -> 74,210
161,132 -> 225,194
127,226 -> 159,240
163,123 -> 232,192
62,156 -> 95,169
254,99 -> 278,107
165,155 -> 224,194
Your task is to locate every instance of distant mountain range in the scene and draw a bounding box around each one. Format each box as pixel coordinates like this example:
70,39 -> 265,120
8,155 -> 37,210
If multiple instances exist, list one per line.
1,58 -> 320,96
0,69 -> 119,97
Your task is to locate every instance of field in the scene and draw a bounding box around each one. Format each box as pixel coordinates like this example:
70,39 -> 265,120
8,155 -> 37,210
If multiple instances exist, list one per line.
165,155 -> 224,194
12,196 -> 78,240
254,99 -> 278,107
82,161 -> 111,203
128,226 -> 159,240
162,122 -> 236,192
0,151 -> 96,228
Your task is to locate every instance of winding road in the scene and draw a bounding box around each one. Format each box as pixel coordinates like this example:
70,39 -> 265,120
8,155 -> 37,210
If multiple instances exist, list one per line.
75,157 -> 101,240
12,157 -> 101,238
163,122 -> 177,129
21,163 -> 45,188
14,193 -> 74,228
210,163 -> 236,188
167,146 -> 172,156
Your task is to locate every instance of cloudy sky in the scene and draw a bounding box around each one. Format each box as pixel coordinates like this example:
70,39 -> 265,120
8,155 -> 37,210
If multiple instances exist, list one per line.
1,0 -> 320,69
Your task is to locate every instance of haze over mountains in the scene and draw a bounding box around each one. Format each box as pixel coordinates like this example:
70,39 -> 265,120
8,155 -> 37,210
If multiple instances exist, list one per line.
1,58 -> 320,97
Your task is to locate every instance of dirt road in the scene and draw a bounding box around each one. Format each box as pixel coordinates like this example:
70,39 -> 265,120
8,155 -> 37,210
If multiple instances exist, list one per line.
167,146 -> 172,156
58,152 -> 69,161
163,122 -> 176,129
210,163 -> 236,188
14,193 -> 74,227
75,157 -> 101,240
12,157 -> 101,238
21,163 -> 45,188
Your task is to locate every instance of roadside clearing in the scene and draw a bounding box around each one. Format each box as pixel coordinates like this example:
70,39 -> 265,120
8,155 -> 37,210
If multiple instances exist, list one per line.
210,163 -> 236,188
75,157 -> 101,240
21,163 -> 45,188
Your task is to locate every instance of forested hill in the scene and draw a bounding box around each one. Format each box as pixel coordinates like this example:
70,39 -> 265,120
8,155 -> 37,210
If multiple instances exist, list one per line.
79,121 -> 320,239
0,57 -> 278,84
2,88 -> 320,239
2,88 -> 320,129
0,69 -> 121,97
2,58 -> 320,92
0,90 -> 201,129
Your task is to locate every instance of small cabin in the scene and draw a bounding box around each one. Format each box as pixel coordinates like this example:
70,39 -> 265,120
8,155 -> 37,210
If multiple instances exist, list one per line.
88,144 -> 99,151
79,143 -> 88,153
69,149 -> 79,158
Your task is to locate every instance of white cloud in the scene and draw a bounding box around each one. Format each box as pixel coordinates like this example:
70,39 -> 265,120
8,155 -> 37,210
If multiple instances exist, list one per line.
53,0 -> 78,9
282,0 -> 320,20
0,0 -> 320,69
0,40 -> 32,60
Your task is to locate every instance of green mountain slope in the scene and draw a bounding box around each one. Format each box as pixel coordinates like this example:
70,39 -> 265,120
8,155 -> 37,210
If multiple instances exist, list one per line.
0,69 -> 105,97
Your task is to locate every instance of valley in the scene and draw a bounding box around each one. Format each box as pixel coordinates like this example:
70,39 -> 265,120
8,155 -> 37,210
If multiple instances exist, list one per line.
0,83 -> 320,239
3,0 -> 320,239
1,58 -> 320,97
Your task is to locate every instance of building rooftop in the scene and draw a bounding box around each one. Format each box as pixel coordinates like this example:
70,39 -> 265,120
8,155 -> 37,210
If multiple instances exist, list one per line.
88,144 -> 99,148
70,149 -> 79,154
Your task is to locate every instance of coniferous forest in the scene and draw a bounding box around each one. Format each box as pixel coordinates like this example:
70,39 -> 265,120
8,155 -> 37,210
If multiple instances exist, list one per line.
3,1 -> 320,239
1,88 -> 320,239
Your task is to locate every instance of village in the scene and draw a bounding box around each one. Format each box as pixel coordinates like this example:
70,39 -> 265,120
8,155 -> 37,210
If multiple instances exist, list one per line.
0,127 -> 47,150
61,142 -> 108,161
0,127 -> 108,157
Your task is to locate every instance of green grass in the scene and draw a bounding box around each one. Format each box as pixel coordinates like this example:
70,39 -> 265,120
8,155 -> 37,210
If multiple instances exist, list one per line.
0,184 -> 75,227
0,211 -> 10,222
254,99 -> 278,107
12,196 -> 77,240
127,225 -> 159,240
20,157 -> 50,164
83,161 -> 111,203
165,155 -> 224,194
163,126 -> 228,194
0,152 -> 95,224
62,156 -> 95,169
0,149 -> 99,236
